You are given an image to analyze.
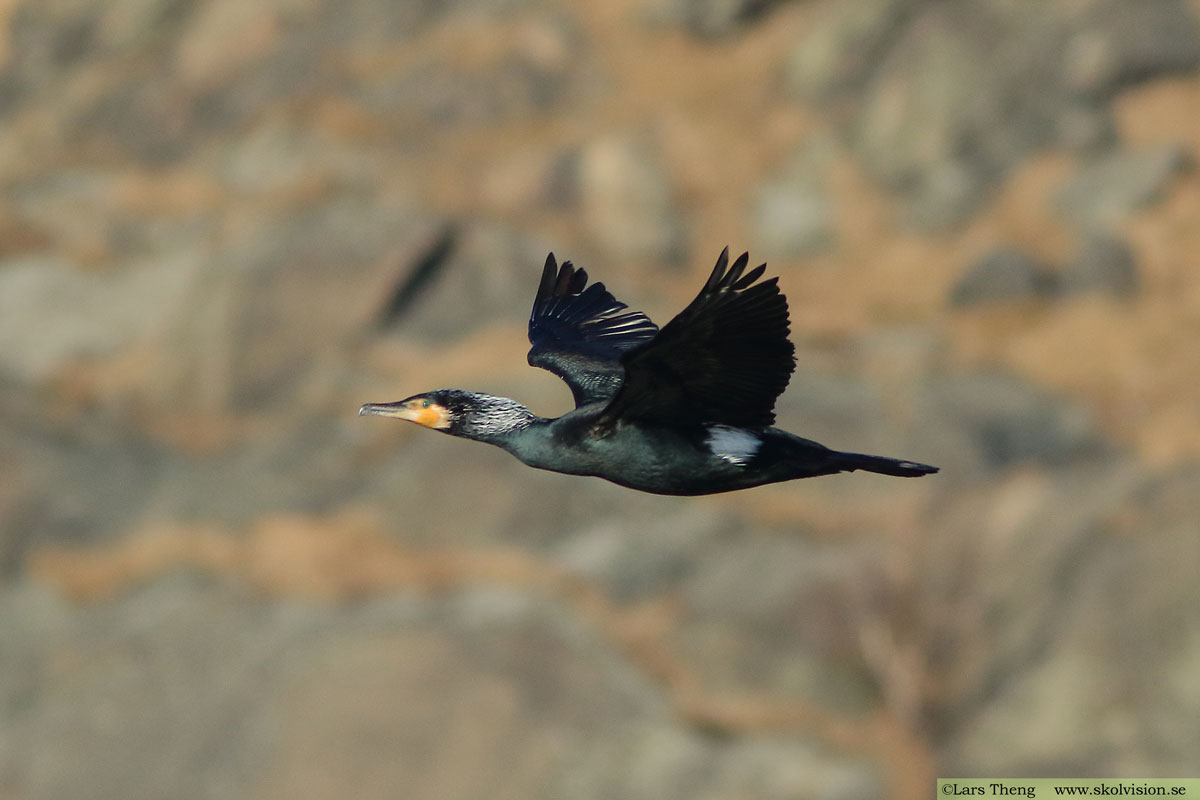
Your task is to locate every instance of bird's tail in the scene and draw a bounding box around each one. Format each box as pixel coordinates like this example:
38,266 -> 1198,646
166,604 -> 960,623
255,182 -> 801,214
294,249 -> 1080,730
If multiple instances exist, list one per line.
827,450 -> 939,477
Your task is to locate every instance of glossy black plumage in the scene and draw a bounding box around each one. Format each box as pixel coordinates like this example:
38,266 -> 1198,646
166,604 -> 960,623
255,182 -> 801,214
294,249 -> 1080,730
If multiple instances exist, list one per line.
598,249 -> 794,431
359,248 -> 938,495
527,254 -> 658,406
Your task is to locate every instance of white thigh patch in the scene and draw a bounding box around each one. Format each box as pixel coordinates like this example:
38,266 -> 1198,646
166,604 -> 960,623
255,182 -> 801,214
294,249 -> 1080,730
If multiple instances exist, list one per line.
705,425 -> 762,466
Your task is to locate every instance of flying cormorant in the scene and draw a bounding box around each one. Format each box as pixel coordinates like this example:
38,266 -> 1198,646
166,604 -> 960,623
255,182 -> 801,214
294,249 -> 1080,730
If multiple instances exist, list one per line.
360,249 -> 937,495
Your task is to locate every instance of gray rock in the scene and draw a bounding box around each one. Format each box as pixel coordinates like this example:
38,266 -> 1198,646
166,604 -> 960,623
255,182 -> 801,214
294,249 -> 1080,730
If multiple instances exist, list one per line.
382,222 -> 553,344
753,181 -> 833,256
785,0 -> 913,101
789,0 -> 1200,229
0,380 -> 173,566
911,372 -> 1106,473
1,577 -> 315,800
361,37 -> 575,128
939,467 -> 1200,774
948,249 -> 1054,307
148,193 -> 436,413
551,505 -> 725,601
652,0 -> 783,38
848,9 -> 982,198
774,368 -> 891,456
1058,231 -> 1138,298
752,147 -> 836,256
0,378 -> 365,557
0,252 -> 203,384
2,0 -> 571,163
0,573 -> 884,800
845,3 -> 1043,228
480,147 -> 581,212
901,161 -> 992,231
1051,101 -> 1118,154
680,535 -> 883,712
1055,145 -> 1193,227
578,134 -> 686,264
1062,0 -> 1200,97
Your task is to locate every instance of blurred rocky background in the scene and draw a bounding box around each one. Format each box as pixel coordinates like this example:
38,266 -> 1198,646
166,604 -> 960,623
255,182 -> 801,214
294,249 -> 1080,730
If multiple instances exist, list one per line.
2,0 -> 1199,798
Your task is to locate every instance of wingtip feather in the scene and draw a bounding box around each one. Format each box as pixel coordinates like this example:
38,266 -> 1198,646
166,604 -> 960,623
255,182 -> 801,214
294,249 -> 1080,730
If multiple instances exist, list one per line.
706,247 -> 731,291
727,252 -> 750,286
534,253 -> 559,311
732,263 -> 767,290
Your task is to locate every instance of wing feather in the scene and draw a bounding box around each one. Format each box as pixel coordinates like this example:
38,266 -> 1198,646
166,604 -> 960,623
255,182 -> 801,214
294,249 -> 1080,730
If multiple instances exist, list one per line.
597,248 -> 795,430
528,254 -> 658,407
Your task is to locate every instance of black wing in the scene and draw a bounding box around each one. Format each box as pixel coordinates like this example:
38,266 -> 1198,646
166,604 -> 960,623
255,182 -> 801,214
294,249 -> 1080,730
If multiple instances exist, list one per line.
528,253 -> 659,407
597,248 -> 795,430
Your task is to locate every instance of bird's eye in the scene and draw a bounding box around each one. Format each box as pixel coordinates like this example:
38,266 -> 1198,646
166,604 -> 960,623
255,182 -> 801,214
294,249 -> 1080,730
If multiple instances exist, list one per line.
421,399 -> 432,409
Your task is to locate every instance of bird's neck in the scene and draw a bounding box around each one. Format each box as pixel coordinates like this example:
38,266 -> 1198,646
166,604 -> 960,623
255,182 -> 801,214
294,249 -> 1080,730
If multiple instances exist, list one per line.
455,394 -> 542,445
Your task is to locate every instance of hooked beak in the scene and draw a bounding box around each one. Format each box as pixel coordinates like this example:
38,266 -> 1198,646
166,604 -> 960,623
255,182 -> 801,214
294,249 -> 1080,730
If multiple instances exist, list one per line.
358,399 -> 451,429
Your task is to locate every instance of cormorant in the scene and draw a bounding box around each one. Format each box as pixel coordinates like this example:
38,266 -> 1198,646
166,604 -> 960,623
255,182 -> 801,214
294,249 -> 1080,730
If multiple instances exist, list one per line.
360,249 -> 937,495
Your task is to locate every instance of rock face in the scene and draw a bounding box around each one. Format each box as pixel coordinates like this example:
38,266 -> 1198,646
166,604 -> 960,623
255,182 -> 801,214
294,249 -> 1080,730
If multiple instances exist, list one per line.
788,0 -> 1200,228
652,0 -> 790,38
1059,231 -> 1138,298
934,467 -> 1200,775
578,134 -> 687,264
0,576 -> 886,800
947,232 -> 1142,307
948,249 -> 1055,307
1055,145 -> 1193,227
2,0 -> 1199,798
752,144 -> 835,256
910,372 -> 1107,474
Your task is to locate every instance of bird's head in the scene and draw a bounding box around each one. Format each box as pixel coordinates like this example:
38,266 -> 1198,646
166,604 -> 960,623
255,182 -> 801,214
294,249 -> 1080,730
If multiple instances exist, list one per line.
359,389 -> 534,441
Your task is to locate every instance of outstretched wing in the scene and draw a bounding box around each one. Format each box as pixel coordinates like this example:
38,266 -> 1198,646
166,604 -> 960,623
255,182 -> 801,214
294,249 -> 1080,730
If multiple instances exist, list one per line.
528,253 -> 659,407
598,248 -> 795,430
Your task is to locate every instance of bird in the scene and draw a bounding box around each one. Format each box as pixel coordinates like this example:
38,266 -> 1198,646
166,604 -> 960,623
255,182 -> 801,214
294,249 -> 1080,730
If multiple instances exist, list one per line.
359,248 -> 938,495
